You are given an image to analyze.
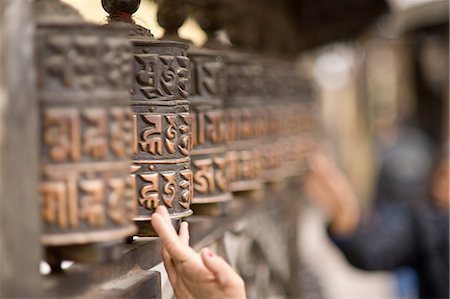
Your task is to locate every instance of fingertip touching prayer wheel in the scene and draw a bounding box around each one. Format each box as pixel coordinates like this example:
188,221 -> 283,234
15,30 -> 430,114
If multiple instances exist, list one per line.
158,0 -> 233,216
103,0 -> 194,236
36,0 -> 137,263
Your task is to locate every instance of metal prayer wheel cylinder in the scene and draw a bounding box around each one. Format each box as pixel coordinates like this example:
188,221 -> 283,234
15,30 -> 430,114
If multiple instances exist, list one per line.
277,65 -> 317,177
155,0 -> 232,214
258,59 -> 315,184
131,40 -> 193,236
292,80 -> 318,172
275,63 -> 306,179
224,52 -> 264,195
259,60 -> 289,184
36,0 -> 137,248
189,48 -> 233,213
103,1 -> 194,236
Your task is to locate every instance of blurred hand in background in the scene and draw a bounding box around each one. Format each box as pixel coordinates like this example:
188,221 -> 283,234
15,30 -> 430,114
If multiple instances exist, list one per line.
304,147 -> 361,236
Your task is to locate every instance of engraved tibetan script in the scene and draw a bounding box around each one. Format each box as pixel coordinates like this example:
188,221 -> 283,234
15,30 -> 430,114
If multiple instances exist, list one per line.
135,113 -> 192,158
134,54 -> 189,100
136,169 -> 194,210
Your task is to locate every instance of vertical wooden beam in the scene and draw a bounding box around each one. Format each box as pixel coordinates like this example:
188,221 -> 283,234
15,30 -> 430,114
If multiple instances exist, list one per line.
0,0 -> 42,297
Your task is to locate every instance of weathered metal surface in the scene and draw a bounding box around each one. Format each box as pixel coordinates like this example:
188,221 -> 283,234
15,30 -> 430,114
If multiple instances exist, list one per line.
104,0 -> 194,236
36,0 -> 137,247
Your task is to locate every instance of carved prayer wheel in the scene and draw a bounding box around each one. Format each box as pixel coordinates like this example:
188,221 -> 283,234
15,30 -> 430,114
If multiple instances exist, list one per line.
273,62 -> 317,179
258,59 -> 286,185
158,0 -> 233,215
36,0 -> 137,249
188,49 -> 233,212
103,0 -> 194,236
224,53 -> 265,195
280,62 -> 317,179
261,60 -> 305,183
191,3 -> 265,196
292,76 -> 318,171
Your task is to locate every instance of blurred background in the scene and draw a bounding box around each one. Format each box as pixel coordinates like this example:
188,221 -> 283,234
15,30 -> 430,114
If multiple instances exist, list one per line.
34,0 -> 450,297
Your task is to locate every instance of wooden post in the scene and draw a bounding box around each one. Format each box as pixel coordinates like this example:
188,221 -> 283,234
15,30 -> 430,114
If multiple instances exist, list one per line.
0,0 -> 42,297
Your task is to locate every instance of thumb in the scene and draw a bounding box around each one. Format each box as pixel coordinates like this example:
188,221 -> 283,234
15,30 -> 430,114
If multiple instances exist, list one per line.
200,248 -> 242,289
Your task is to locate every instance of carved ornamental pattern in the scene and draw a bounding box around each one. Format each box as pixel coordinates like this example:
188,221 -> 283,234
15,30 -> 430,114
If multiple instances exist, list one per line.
37,23 -> 137,246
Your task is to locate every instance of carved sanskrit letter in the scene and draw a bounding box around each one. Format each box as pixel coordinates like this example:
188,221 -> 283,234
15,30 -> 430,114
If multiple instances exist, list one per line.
194,112 -> 205,146
205,111 -> 223,144
214,157 -> 228,191
79,179 -> 105,227
41,178 -> 79,229
253,149 -> 263,178
73,36 -> 98,89
241,109 -> 252,139
240,151 -> 253,179
82,109 -> 108,159
224,109 -> 239,142
159,56 -> 177,96
161,172 -> 176,208
193,159 -> 215,194
41,181 -> 66,227
138,173 -> 159,210
165,115 -> 178,154
178,113 -> 192,156
43,108 -> 80,162
196,60 -> 221,96
103,38 -> 133,89
140,115 -> 163,155
135,54 -> 162,99
44,35 -> 72,87
125,175 -> 138,217
179,170 -> 193,209
107,176 -> 136,224
110,107 -> 133,158
176,56 -> 190,99
107,178 -> 127,225
226,151 -> 240,182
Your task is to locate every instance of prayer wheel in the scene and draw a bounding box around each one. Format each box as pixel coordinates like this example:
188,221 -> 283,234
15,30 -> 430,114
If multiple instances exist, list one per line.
188,48 -> 233,213
270,61 -> 317,180
157,0 -> 233,215
224,53 -> 265,195
192,3 -> 265,197
264,60 -> 306,182
36,0 -> 137,250
103,0 -> 194,236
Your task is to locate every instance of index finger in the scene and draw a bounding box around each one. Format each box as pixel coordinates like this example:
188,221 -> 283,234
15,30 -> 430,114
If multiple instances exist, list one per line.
151,206 -> 195,263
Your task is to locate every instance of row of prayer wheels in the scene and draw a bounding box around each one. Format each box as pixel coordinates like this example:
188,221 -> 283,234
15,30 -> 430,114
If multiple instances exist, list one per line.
36,0 -> 316,263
